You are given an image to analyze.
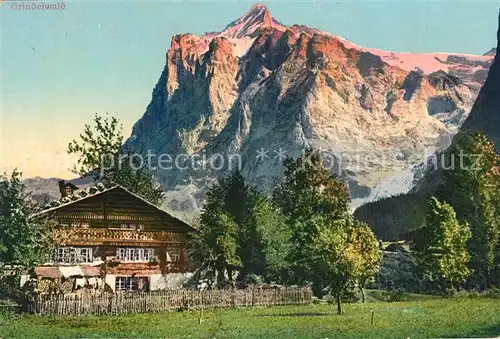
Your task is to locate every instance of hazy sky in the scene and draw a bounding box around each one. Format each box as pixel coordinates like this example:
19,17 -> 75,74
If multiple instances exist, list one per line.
1,0 -> 499,179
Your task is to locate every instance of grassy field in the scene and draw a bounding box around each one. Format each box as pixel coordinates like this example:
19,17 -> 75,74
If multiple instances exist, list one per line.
0,297 -> 499,338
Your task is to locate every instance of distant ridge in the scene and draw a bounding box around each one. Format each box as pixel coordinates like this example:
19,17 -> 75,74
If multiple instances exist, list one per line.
484,47 -> 497,56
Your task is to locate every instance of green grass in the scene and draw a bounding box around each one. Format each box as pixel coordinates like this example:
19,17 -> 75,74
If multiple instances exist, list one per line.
0,298 -> 499,338
364,289 -> 441,302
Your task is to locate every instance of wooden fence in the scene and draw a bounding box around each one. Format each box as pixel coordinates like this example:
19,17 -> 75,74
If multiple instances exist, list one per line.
22,287 -> 312,316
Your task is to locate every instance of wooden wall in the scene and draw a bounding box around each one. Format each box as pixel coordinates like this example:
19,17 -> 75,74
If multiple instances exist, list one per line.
46,187 -> 192,233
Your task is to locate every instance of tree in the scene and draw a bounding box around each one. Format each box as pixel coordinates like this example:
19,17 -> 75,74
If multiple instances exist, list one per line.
190,200 -> 241,287
311,219 -> 350,314
250,197 -> 291,283
273,148 -> 350,223
309,217 -> 380,314
191,170 -> 291,284
67,113 -> 123,177
273,149 -> 351,293
436,132 -> 500,289
221,170 -> 261,280
67,113 -> 164,205
413,198 -> 471,293
0,170 -> 54,272
191,175 -> 240,286
344,220 -> 382,303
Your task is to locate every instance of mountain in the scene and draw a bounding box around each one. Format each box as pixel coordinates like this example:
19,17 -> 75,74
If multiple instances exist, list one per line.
461,15 -> 500,149
124,4 -> 494,216
485,48 -> 497,56
23,176 -> 93,204
355,12 -> 500,240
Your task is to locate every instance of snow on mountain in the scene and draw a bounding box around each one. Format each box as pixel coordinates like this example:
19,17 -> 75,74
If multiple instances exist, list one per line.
351,167 -> 415,211
221,4 -> 286,39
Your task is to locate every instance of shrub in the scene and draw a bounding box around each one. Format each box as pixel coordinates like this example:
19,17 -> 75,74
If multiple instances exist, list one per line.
484,287 -> 500,299
388,289 -> 409,302
443,287 -> 457,298
453,289 -> 500,299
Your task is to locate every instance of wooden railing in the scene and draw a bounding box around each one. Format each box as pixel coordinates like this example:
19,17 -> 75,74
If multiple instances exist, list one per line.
27,287 -> 313,316
53,228 -> 185,246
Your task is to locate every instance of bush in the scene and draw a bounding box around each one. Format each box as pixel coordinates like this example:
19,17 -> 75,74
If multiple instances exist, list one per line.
484,287 -> 500,299
388,289 -> 409,302
323,290 -> 360,304
453,288 -> 500,299
443,287 -> 457,298
365,289 -> 410,302
343,289 -> 361,303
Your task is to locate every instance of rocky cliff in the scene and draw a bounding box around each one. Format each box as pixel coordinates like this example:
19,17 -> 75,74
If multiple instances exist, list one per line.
355,12 -> 500,239
461,13 -> 500,149
124,4 -> 493,217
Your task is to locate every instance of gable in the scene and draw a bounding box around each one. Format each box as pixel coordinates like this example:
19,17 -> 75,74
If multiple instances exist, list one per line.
35,186 -> 195,233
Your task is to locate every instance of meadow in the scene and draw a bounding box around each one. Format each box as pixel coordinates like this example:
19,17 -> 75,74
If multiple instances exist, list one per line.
0,296 -> 499,338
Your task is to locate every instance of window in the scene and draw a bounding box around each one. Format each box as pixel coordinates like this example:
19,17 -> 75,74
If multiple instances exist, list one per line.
116,248 -> 155,262
78,248 -> 92,262
115,277 -> 134,291
59,221 -> 89,229
120,223 -> 137,230
166,248 -> 181,262
53,247 -> 93,264
115,277 -> 149,291
119,224 -> 145,230
143,248 -> 153,261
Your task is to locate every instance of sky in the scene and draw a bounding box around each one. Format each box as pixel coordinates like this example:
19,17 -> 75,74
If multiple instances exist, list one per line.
1,0 -> 499,179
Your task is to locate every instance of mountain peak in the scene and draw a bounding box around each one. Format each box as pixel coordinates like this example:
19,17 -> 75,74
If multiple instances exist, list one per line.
222,4 -> 281,39
248,3 -> 269,12
484,48 -> 497,56
235,3 -> 271,24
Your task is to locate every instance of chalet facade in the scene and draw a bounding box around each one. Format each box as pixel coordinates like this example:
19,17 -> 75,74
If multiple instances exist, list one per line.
31,182 -> 196,292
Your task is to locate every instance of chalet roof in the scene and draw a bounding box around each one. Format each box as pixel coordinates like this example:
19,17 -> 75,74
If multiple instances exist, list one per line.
31,183 -> 196,232
64,182 -> 80,190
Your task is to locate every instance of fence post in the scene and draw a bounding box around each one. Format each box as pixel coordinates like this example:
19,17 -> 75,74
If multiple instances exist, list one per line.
231,286 -> 236,307
107,293 -> 113,314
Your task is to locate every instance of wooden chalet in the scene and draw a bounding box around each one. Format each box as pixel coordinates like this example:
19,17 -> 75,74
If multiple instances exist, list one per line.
32,181 -> 196,292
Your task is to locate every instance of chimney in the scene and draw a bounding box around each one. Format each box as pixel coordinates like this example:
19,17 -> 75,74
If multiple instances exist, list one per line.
58,180 -> 66,198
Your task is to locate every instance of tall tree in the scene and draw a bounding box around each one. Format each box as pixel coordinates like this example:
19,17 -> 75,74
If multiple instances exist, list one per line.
413,198 -> 471,293
273,149 -> 351,293
0,170 -> 54,272
344,220 -> 382,303
248,197 -> 291,282
67,113 -> 164,205
221,170 -> 260,279
273,148 -> 350,223
310,217 -> 380,314
190,208 -> 240,288
191,170 -> 291,284
67,113 -> 123,177
437,132 -> 500,288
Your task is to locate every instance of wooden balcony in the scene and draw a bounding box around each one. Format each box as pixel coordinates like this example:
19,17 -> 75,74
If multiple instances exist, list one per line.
53,228 -> 186,247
